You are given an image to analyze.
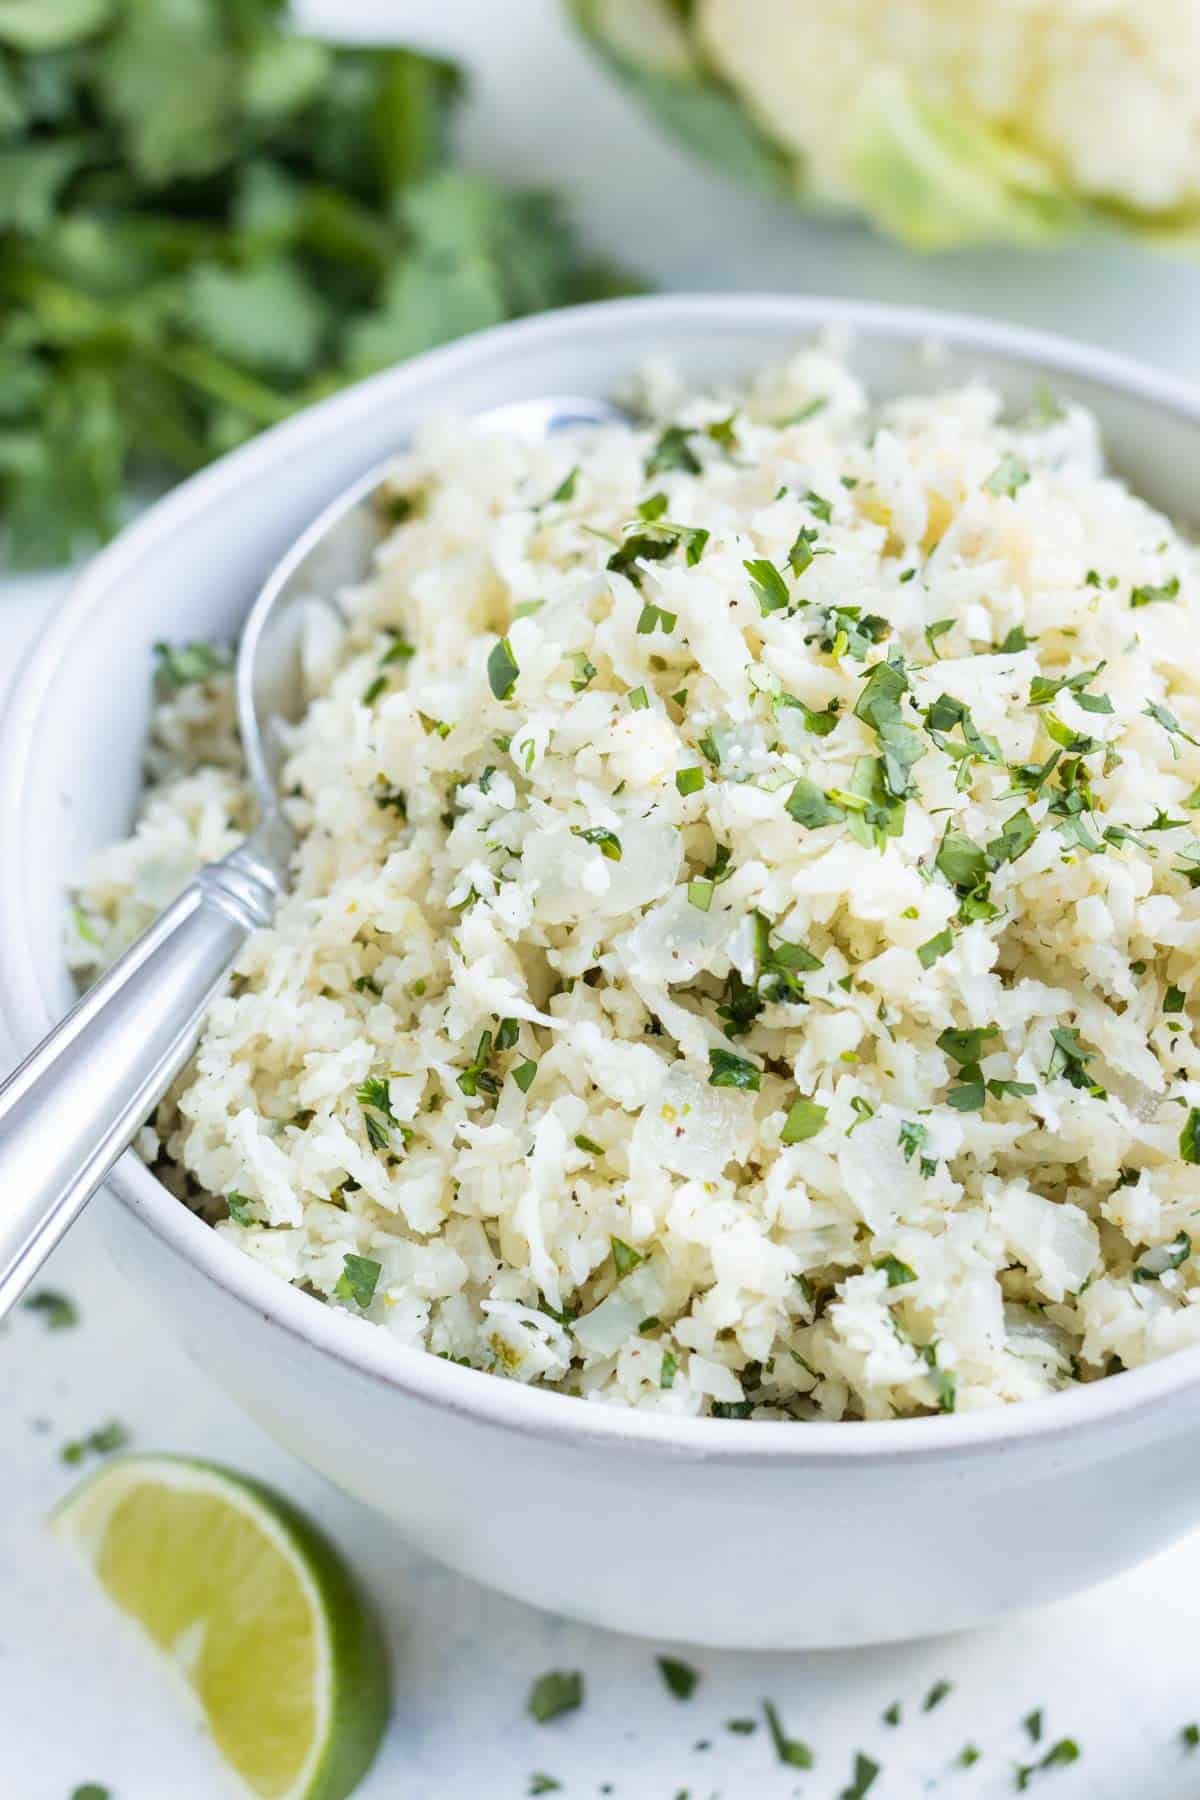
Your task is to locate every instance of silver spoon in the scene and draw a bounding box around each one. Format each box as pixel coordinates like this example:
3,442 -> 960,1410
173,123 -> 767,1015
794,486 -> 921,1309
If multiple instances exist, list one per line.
0,394 -> 626,1314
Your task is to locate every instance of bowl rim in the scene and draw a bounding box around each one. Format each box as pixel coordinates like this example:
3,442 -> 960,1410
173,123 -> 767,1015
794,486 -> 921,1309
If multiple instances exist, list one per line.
6,289 -> 1200,1467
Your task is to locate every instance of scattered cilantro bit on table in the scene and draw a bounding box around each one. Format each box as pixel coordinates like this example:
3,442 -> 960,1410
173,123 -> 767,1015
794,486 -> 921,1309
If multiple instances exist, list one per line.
1015,1737 -> 1080,1789
923,1678 -> 953,1712
23,1289 -> 77,1329
839,1750 -> 880,1798
61,1420 -> 128,1466
657,1656 -> 700,1700
529,1670 -> 584,1724
763,1698 -> 814,1768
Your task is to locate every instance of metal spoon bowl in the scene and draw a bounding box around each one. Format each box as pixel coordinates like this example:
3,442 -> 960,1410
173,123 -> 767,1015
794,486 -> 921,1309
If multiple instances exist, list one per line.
0,394 -> 626,1314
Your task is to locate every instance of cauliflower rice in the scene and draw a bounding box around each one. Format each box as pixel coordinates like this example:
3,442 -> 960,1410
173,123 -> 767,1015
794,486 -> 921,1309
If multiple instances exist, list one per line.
72,344 -> 1200,1421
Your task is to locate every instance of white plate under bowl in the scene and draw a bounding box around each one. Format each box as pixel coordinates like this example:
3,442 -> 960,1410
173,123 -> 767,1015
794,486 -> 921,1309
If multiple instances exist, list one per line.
4,296 -> 1200,1649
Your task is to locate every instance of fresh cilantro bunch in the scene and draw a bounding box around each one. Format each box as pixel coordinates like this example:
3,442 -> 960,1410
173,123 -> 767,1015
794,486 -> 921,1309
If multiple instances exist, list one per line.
0,0 -> 628,566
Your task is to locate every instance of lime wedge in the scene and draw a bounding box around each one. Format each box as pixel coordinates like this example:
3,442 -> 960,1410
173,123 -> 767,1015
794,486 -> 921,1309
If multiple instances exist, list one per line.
53,1455 -> 389,1799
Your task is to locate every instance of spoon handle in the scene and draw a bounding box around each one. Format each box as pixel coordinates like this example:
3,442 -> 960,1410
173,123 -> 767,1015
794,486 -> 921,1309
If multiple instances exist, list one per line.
0,831 -> 284,1316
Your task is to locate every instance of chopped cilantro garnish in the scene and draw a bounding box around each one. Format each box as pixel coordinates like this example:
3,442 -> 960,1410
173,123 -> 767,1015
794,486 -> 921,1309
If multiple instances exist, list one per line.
958,1745 -> 982,1768
628,685 -> 649,711
334,1253 -> 381,1309
744,557 -> 790,615
570,652 -> 597,693
1131,576 -> 1180,608
512,1058 -> 538,1094
788,524 -> 819,577
487,636 -> 520,701
938,1026 -> 997,1065
636,601 -> 677,634
572,826 -> 622,861
727,1718 -> 757,1735
23,1289 -> 77,1329
1024,1709 -> 1044,1744
1132,1230 -> 1191,1282
883,1702 -> 901,1727
1144,700 -> 1199,752
847,1096 -> 875,1134
854,657 -> 925,801
1034,670 -> 1113,719
936,824 -> 989,894
1180,1108 -> 1200,1164
1165,985 -> 1186,1013
786,779 -> 843,829
610,522 -> 706,586
777,692 -> 841,736
897,1121 -> 928,1165
803,488 -> 832,523
658,1657 -> 699,1700
1045,1025 -> 1101,1093
528,1670 -> 584,1724
153,640 -> 231,688
356,1075 -> 397,1148
381,632 -> 415,667
362,675 -> 387,706
924,619 -> 954,658
709,1048 -> 761,1091
226,1192 -> 256,1226
875,1254 -> 917,1287
373,775 -> 408,819
839,1751 -> 880,1799
528,1776 -> 561,1796
547,466 -> 578,505
780,1096 -> 827,1145
660,1350 -> 678,1389
1043,711 -> 1099,754
923,1679 -> 953,1712
923,1345 -> 956,1412
1015,1738 -> 1080,1789
574,1133 -> 604,1157
687,879 -> 714,912
918,928 -> 954,968
987,809 -> 1037,867
806,605 -> 891,662
646,426 -> 700,478
675,766 -> 705,796
637,490 -> 668,520
611,1237 -> 644,1277
763,1699 -> 813,1769
458,1030 -> 505,1100
61,1420 -> 129,1466
924,693 -> 1003,768
985,454 -> 1029,498
998,625 -> 1032,652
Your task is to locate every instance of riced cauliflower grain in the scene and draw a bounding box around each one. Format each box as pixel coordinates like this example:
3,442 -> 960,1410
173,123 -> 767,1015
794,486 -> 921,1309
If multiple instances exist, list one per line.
71,345 -> 1200,1421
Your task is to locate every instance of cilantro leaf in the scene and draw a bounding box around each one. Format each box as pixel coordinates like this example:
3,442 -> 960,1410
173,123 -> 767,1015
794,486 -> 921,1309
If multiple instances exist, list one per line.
744,556 -> 790,615
334,1253 -> 381,1309
528,1670 -> 583,1724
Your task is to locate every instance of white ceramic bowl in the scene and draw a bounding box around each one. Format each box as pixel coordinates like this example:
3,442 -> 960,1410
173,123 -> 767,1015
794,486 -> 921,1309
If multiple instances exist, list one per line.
6,295 -> 1200,1651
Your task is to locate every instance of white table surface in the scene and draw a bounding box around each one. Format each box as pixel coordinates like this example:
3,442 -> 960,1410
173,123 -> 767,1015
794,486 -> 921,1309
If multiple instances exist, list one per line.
6,5 -> 1200,1796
